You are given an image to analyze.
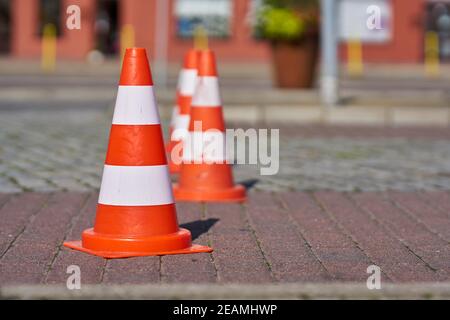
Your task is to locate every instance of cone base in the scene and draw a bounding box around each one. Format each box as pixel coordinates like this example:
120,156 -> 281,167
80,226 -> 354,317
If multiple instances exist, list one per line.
173,183 -> 246,203
64,228 -> 212,259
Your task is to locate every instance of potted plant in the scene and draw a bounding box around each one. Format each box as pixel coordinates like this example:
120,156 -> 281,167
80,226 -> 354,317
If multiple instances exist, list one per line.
253,0 -> 319,88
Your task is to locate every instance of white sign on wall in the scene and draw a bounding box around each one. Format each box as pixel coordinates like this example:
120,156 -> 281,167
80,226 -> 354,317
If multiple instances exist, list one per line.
175,0 -> 232,37
338,0 -> 392,43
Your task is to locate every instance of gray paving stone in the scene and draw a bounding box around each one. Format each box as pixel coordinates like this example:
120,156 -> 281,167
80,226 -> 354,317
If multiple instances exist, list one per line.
0,109 -> 450,192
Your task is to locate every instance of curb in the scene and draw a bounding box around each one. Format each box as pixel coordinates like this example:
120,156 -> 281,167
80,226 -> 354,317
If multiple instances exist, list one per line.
0,87 -> 449,127
171,105 -> 450,127
2,283 -> 450,300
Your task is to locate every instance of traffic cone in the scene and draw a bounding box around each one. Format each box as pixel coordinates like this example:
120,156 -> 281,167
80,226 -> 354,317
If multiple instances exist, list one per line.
173,49 -> 246,203
64,48 -> 212,258
167,49 -> 199,174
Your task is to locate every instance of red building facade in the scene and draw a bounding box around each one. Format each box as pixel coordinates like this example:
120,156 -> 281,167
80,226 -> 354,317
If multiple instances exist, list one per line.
0,0 -> 442,63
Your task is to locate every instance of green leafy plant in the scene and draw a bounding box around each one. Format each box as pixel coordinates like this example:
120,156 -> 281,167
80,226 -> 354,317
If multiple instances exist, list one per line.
254,0 -> 319,42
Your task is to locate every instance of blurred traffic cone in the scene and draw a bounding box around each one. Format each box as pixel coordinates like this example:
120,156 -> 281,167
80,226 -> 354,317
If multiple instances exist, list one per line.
173,49 -> 246,203
64,48 -> 212,258
167,49 -> 199,174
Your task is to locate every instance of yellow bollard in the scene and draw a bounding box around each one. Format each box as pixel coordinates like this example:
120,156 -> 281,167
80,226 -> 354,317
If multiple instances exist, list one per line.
193,25 -> 208,50
347,39 -> 364,77
120,24 -> 135,60
425,31 -> 440,78
41,23 -> 57,73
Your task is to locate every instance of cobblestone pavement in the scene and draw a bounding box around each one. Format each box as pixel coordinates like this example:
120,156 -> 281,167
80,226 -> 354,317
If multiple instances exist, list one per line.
0,109 -> 450,193
0,191 -> 449,286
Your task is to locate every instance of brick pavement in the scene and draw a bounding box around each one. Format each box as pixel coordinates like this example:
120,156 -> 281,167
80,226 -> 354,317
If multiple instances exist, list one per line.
1,107 -> 450,288
0,191 -> 449,286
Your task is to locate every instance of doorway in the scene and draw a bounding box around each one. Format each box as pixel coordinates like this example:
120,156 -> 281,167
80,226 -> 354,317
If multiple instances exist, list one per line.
0,0 -> 11,54
95,0 -> 119,55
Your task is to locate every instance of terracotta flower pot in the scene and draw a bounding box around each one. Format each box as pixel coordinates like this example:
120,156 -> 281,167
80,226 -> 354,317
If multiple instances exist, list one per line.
271,35 -> 318,88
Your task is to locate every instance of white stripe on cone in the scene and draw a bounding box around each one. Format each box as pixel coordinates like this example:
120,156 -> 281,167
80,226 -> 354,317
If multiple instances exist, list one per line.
113,86 -> 160,125
178,69 -> 198,96
99,165 -> 174,206
191,77 -> 221,107
169,106 -> 179,127
171,114 -> 190,141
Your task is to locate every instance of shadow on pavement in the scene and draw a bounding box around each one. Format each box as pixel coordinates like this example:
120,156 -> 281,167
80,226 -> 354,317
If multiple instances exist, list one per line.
239,178 -> 260,191
180,218 -> 219,241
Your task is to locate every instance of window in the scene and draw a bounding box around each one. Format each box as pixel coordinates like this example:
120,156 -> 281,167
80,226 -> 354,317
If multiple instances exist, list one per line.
175,0 -> 232,38
39,0 -> 61,36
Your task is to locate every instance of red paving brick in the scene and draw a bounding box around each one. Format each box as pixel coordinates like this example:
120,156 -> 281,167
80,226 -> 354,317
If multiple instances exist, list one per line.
314,191 -> 441,282
389,192 -> 450,243
0,191 -> 449,286
0,194 -> 11,208
160,202 -> 216,283
246,193 -> 330,282
419,191 -> 450,217
102,257 -> 160,285
351,192 -> 450,279
279,192 -> 373,282
0,193 -> 49,258
0,193 -> 87,285
206,202 -> 273,283
46,193 -> 105,285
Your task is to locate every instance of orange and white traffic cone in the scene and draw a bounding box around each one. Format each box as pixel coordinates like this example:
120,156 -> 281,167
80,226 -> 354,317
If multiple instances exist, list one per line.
167,49 -> 199,174
173,49 -> 246,203
64,48 -> 212,258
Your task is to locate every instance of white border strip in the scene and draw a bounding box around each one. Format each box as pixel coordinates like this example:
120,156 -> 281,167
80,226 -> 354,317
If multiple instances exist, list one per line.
4,283 -> 450,300
113,86 -> 160,125
99,165 -> 174,206
191,76 -> 221,107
